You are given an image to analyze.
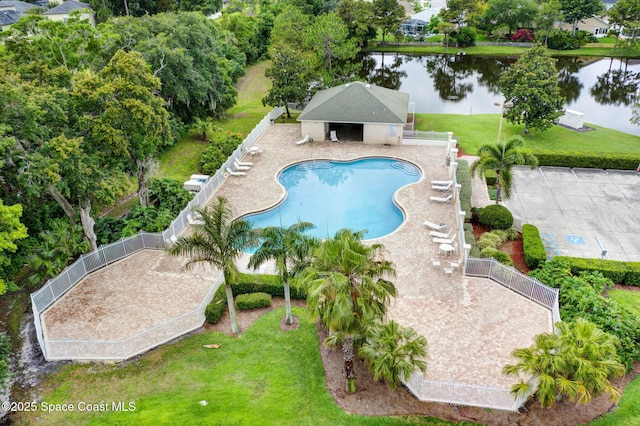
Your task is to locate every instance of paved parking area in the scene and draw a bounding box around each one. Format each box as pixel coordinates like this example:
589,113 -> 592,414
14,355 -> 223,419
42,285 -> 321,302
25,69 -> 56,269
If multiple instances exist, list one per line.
504,166 -> 640,261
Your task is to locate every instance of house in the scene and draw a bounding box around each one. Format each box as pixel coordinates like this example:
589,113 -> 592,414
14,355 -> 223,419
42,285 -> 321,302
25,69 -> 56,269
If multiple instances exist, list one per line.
0,9 -> 20,30
560,15 -> 610,37
0,0 -> 40,30
297,81 -> 409,145
42,0 -> 95,27
402,18 -> 427,36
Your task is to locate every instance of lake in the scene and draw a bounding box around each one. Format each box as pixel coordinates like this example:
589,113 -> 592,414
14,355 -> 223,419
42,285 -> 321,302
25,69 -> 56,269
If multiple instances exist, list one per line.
360,53 -> 640,136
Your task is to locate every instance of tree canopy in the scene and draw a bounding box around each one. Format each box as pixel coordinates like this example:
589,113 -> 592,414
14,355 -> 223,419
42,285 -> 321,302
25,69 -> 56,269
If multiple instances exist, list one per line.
499,45 -> 565,133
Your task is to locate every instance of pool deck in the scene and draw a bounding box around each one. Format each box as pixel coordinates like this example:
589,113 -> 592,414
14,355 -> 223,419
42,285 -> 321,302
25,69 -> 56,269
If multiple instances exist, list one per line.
41,123 -> 552,392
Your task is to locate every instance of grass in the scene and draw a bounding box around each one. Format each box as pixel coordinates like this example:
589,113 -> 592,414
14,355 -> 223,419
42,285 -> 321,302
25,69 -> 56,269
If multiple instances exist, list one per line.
414,113 -> 640,155
368,44 -> 640,58
15,307 -> 476,426
608,289 -> 640,319
590,374 -> 640,425
156,61 -> 272,182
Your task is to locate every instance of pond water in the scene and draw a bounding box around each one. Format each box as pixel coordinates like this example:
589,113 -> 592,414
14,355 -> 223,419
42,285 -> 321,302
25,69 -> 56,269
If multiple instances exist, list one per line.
360,53 -> 640,136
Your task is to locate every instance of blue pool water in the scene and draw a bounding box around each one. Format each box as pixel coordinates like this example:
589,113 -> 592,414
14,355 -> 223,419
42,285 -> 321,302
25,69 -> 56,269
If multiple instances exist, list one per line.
244,158 -> 421,239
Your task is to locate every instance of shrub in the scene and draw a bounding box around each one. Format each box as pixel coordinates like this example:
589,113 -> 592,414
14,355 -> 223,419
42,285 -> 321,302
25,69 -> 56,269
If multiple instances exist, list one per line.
483,169 -> 497,185
455,26 -> 477,47
198,131 -> 243,175
456,160 -> 472,221
511,28 -> 533,42
148,178 -> 194,214
554,256 -> 640,285
522,224 -> 546,269
463,223 -> 475,251
480,248 -> 513,266
530,259 -> 640,371
236,292 -> 272,310
205,286 -> 227,324
479,204 -> 513,230
477,232 -> 505,251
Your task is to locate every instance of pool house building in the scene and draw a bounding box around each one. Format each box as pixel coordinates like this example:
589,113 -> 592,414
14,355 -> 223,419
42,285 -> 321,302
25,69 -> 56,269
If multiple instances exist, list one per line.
297,81 -> 409,145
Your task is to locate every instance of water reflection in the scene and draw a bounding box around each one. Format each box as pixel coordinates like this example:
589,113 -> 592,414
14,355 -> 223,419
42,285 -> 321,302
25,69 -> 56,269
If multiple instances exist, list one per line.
360,53 -> 640,135
590,57 -> 640,106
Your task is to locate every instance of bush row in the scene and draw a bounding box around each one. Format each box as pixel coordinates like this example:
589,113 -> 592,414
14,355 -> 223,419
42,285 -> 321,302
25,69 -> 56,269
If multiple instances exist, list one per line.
198,131 -> 244,175
236,292 -> 272,310
205,273 -> 307,324
530,259 -> 640,371
521,149 -> 640,170
456,159 -> 472,221
554,256 -> 640,286
522,224 -> 547,270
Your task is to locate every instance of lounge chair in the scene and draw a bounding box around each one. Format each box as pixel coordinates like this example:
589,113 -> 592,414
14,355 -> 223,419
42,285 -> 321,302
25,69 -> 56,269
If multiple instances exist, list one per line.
433,234 -> 456,245
432,181 -> 453,191
431,179 -> 453,186
226,167 -> 246,177
430,194 -> 453,203
430,229 -> 453,239
423,220 -> 446,231
236,159 -> 253,166
296,135 -> 310,145
233,159 -> 250,171
330,130 -> 339,142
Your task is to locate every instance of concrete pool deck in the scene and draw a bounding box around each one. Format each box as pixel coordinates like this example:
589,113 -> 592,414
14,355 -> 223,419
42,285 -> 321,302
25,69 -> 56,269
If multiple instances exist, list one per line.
41,123 -> 552,393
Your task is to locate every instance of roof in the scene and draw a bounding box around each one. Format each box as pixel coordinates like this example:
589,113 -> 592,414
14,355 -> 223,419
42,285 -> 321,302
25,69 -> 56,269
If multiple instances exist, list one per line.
43,0 -> 91,15
0,9 -> 20,25
0,0 -> 38,13
298,82 -> 409,125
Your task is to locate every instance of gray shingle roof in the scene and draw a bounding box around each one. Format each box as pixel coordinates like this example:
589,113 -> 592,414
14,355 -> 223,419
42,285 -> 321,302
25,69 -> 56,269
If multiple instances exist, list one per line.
298,81 -> 409,124
0,0 -> 38,13
43,0 -> 91,15
0,9 -> 20,25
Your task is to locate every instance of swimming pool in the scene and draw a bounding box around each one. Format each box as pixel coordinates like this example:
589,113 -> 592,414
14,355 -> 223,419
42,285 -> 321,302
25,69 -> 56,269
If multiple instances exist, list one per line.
244,157 -> 421,239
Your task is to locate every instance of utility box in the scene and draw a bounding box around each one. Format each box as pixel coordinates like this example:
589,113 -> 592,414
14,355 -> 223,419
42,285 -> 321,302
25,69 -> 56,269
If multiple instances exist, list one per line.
558,109 -> 584,129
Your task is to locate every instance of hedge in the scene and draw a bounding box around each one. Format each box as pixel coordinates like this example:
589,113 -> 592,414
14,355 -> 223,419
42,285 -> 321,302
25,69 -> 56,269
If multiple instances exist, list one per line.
236,292 -> 272,310
521,149 -> 640,170
522,224 -> 546,270
554,256 -> 640,286
483,169 -> 497,185
456,159 -> 472,220
204,273 -> 307,324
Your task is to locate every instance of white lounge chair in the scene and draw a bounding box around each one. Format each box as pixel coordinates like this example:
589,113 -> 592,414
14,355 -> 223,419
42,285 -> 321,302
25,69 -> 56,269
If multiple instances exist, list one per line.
433,234 -> 456,245
330,130 -> 339,142
236,159 -> 253,166
431,179 -> 453,185
233,159 -> 250,170
226,167 -> 246,177
296,135 -> 310,145
432,182 -> 453,191
430,229 -> 453,239
423,220 -> 446,231
430,194 -> 453,203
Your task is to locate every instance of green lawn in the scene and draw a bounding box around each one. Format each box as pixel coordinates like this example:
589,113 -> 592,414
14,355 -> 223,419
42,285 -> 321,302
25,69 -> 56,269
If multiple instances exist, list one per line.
590,374 -> 640,426
156,61 -> 272,182
415,113 -> 640,156
16,308 -> 474,426
608,289 -> 640,319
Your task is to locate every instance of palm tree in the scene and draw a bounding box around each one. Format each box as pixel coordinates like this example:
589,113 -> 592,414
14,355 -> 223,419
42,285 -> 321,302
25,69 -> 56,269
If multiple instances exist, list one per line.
359,320 -> 428,390
301,228 -> 397,394
248,221 -> 317,325
503,318 -> 626,408
169,197 -> 258,334
470,138 -> 538,204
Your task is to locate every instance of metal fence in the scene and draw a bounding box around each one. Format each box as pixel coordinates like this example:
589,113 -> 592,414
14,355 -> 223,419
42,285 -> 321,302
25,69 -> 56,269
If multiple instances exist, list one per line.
404,374 -> 537,412
31,107 -> 283,361
465,257 -> 561,325
402,130 -> 453,145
